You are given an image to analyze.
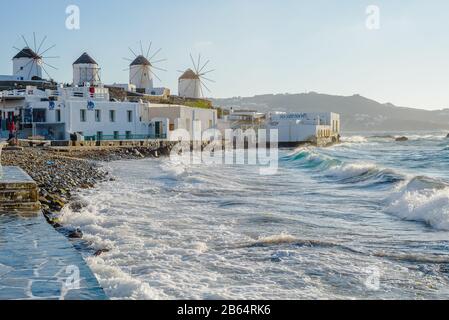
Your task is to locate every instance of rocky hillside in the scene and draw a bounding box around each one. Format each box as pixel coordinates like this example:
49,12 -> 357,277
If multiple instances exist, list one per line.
212,93 -> 449,132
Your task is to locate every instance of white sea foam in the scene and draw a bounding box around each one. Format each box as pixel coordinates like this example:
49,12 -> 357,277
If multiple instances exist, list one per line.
385,178 -> 449,231
340,136 -> 368,143
85,256 -> 167,300
57,141 -> 449,300
324,163 -> 379,180
253,233 -> 297,246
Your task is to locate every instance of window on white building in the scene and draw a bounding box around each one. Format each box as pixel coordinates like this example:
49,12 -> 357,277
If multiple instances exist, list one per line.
113,131 -> 119,140
56,110 -> 61,122
96,131 -> 103,141
109,110 -> 116,122
125,131 -> 132,139
127,110 -> 132,123
80,109 -> 87,122
95,110 -> 101,122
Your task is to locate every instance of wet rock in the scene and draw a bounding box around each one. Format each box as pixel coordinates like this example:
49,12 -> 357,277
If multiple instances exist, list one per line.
68,229 -> 83,239
94,249 -> 110,257
69,199 -> 89,212
395,136 -> 409,142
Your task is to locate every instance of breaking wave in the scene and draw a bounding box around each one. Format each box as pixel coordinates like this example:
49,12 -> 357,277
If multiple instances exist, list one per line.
385,177 -> 449,231
285,147 -> 449,230
283,148 -> 404,186
244,233 -> 361,254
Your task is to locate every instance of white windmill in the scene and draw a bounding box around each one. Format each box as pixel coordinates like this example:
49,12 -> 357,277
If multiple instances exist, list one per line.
178,54 -> 215,99
123,41 -> 167,94
12,33 -> 59,81
73,52 -> 101,87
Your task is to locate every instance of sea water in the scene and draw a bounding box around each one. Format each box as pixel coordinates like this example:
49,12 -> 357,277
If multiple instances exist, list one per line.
60,132 -> 449,300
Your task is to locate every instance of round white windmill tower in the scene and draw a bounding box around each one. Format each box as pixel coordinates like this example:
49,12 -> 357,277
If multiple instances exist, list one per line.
124,41 -> 167,94
178,69 -> 201,99
129,55 -> 154,94
73,52 -> 101,87
178,54 -> 215,99
13,48 -> 43,80
12,34 -> 59,81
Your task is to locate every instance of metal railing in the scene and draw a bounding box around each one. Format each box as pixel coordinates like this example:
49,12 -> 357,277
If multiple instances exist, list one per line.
84,134 -> 167,141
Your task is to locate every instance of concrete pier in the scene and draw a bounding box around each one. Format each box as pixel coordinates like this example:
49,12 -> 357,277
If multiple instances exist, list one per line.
0,166 -> 41,214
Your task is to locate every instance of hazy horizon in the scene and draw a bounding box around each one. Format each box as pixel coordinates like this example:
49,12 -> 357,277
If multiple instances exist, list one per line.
1,0 -> 449,110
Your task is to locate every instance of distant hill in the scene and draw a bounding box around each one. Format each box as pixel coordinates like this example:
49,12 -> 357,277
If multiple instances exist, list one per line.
212,92 -> 449,132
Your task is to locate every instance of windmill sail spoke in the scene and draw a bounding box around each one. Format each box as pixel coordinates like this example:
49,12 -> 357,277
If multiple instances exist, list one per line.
27,60 -> 36,80
140,41 -> 144,56
41,64 -> 52,80
146,41 -> 152,59
129,47 -> 138,57
39,44 -> 56,57
33,32 -> 37,52
190,53 -> 198,73
149,48 -> 162,61
21,35 -> 30,49
152,66 -> 167,72
198,60 -> 210,74
201,76 -> 215,83
13,46 -> 22,52
197,54 -> 201,74
199,83 -> 205,98
42,56 -> 60,59
122,57 -> 133,62
37,35 -> 47,54
43,62 -> 58,70
148,69 -> 162,82
151,58 -> 167,65
199,69 -> 215,76
139,66 -> 145,89
200,79 -> 211,93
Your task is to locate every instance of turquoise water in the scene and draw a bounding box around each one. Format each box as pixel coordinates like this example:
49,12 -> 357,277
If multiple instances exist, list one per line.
60,132 -> 449,299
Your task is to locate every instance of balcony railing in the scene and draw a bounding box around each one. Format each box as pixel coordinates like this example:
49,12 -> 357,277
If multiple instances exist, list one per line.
84,134 -> 167,141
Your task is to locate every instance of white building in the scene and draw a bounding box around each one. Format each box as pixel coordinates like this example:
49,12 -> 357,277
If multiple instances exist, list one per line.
178,69 -> 201,99
148,105 -> 217,136
0,85 -> 217,142
1,48 -> 217,142
266,112 -> 341,145
73,53 -> 101,87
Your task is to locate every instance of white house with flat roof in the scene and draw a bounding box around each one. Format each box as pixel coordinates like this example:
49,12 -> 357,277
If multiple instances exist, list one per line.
265,112 -> 341,145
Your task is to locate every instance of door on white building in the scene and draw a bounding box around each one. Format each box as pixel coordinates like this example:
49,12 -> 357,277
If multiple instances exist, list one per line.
155,122 -> 162,139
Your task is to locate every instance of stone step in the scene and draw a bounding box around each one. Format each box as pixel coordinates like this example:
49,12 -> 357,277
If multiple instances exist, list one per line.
0,188 -> 38,203
0,202 -> 41,214
0,167 -> 40,215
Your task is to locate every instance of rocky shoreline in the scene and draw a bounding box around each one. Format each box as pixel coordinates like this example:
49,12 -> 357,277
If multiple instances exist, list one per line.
1,146 -> 170,255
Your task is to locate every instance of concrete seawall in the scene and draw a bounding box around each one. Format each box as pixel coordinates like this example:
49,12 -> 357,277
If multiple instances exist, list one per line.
0,166 -> 107,300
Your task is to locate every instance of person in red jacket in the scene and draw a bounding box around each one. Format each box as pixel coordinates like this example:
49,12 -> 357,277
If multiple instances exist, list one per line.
7,118 -> 16,141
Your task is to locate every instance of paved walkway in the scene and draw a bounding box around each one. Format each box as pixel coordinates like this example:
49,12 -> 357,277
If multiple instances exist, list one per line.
0,214 -> 107,300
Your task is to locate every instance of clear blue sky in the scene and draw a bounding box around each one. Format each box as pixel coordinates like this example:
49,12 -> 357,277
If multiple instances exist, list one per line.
1,0 -> 449,110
